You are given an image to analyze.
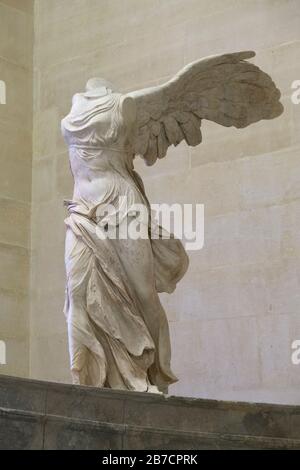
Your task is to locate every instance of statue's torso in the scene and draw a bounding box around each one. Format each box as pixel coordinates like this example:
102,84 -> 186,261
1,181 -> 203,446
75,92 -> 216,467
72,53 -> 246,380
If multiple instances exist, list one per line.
61,92 -> 137,210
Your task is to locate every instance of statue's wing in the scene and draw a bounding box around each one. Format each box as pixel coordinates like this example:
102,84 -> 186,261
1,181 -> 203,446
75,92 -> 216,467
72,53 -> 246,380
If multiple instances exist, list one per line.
127,51 -> 283,166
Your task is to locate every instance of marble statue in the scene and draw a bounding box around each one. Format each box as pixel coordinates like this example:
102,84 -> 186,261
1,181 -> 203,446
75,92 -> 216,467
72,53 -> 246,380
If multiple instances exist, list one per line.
61,51 -> 283,393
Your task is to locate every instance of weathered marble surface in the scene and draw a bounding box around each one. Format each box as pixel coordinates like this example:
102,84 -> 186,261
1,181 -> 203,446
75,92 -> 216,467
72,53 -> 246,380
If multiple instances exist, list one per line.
128,51 -> 283,166
61,51 -> 282,393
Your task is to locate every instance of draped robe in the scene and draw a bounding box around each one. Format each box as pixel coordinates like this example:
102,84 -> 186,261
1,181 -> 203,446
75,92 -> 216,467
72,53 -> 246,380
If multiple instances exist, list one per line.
61,91 -> 189,392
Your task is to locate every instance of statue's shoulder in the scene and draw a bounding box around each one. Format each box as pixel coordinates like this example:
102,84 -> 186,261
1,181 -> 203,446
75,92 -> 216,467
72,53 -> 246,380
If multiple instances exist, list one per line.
120,94 -> 136,124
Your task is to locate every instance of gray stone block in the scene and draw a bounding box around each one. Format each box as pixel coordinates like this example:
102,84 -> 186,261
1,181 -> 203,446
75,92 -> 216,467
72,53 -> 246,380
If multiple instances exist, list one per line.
123,427 -> 218,450
0,408 -> 44,450
289,412 -> 300,439
0,375 -> 300,449
124,426 -> 300,450
124,396 -> 292,438
46,382 -> 125,424
43,415 -> 124,450
216,434 -> 300,450
0,375 -> 46,413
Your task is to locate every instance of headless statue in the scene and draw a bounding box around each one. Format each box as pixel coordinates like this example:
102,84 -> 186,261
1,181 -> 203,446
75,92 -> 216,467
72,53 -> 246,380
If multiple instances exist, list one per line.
61,51 -> 283,393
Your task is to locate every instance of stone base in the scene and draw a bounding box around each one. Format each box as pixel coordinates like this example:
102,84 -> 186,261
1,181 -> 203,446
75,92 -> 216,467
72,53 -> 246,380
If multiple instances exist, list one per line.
0,374 -> 300,450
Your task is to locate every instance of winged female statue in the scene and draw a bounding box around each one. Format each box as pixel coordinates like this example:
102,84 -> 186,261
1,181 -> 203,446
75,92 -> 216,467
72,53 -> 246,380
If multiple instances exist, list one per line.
61,51 -> 283,393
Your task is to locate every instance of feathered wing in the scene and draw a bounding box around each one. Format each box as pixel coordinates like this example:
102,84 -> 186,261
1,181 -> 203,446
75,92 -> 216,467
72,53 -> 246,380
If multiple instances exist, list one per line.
127,51 -> 283,166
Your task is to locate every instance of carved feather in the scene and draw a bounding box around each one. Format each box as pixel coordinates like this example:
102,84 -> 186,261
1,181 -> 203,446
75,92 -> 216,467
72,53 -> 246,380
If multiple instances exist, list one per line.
127,51 -> 283,166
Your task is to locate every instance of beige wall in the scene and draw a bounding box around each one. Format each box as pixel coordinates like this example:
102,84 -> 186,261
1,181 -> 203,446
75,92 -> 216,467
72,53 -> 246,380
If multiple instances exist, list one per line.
30,0 -> 300,404
0,0 -> 33,377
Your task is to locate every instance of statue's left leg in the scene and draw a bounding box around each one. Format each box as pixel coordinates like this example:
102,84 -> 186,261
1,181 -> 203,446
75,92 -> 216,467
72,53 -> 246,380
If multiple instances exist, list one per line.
110,234 -> 178,391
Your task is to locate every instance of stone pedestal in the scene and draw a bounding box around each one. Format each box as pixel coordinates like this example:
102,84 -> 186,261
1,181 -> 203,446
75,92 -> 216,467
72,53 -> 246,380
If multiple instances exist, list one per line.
0,374 -> 299,449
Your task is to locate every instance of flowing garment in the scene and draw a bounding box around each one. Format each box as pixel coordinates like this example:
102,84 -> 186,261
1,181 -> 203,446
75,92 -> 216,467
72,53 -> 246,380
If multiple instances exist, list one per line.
61,91 -> 189,392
